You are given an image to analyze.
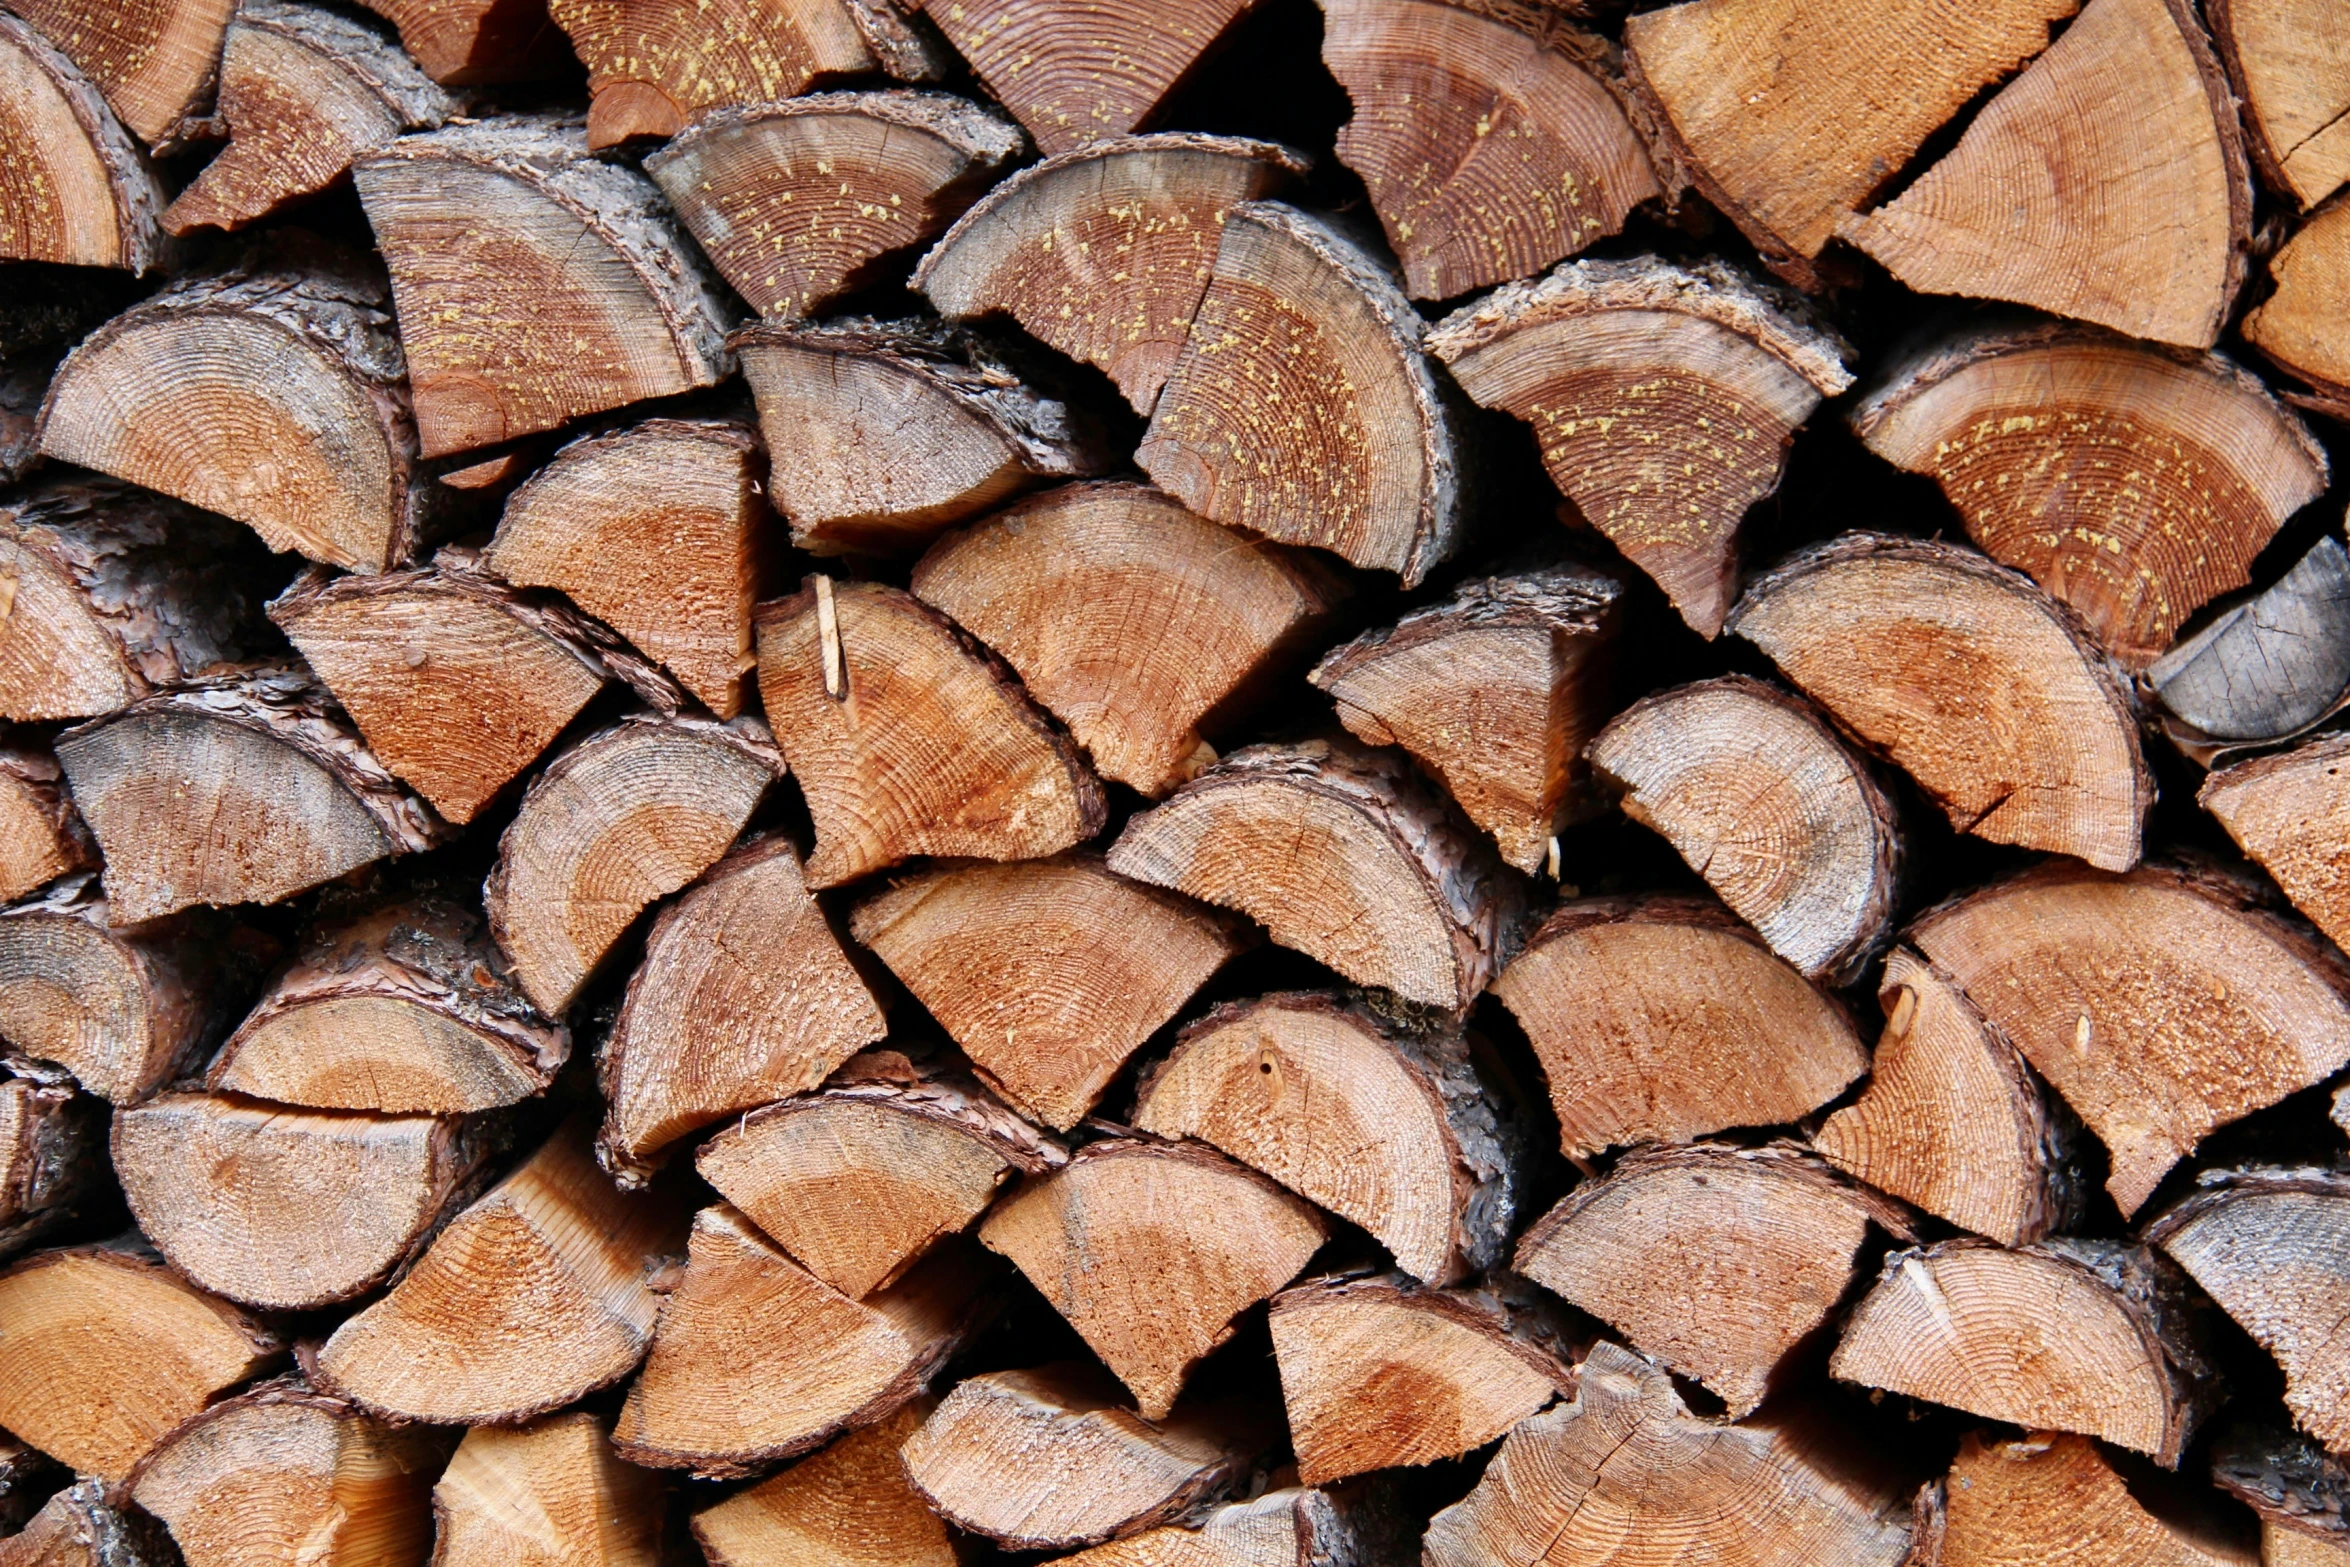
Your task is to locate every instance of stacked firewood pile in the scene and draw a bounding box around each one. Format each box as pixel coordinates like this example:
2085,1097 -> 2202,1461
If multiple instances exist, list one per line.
5,0 -> 2350,1561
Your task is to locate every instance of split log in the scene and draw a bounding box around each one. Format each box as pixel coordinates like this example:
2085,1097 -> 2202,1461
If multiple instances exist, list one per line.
0,477 -> 271,723
600,835 -> 885,1175
900,1364 -> 1272,1551
648,92 -> 1023,319
353,116 -> 737,459
1815,946 -> 2083,1246
0,1067 -> 99,1260
1323,0 -> 1655,299
1517,1143 -> 1908,1417
353,0 -> 573,85
754,578 -> 1103,887
2211,1425 -> 2350,1567
1489,895 -> 1867,1159
483,417 -> 763,718
2211,0 -> 2350,209
1924,1431 -> 2256,1567
1848,323 -> 2327,669
611,1209 -> 997,1478
0,14 -> 168,270
1831,1238 -> 2214,1464
691,1400 -> 958,1567
2151,535 -> 2350,751
1423,1339 -> 1914,1567
1266,1272 -> 1575,1483
1725,533 -> 2152,871
485,714 -> 777,1016
848,854 -> 1246,1129
432,1414 -> 667,1567
696,1049 -> 1063,1298
1131,991 -> 1520,1285
206,890 -> 566,1114
913,481 -> 1347,797
111,1091 -> 497,1312
2245,201 -> 2350,418
1107,737 -> 1528,1012
0,1242 -> 281,1482
1907,862 -> 2350,1216
2205,737 -> 2350,955
126,1379 -> 450,1567
1588,675 -> 1897,980
979,1139 -> 1329,1420
914,134 -> 1307,413
160,2 -> 455,235
1838,0 -> 2252,350
0,1478 -> 175,1567
312,1118 -> 690,1425
1426,257 -> 1853,635
1310,567 -> 1620,876
56,667 -> 446,925
4,0 -> 230,145
1620,0 -> 2075,283
0,742 -> 94,905
1054,1485 -> 1411,1567
1136,202 -> 1463,586
736,319 -> 1109,555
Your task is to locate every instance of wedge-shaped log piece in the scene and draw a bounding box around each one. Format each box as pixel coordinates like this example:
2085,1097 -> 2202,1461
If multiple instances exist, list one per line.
0,1477 -> 174,1567
433,1414 -> 666,1567
1516,1142 -> 1909,1418
902,1365 -> 1272,1551
2212,0 -> 2350,208
0,478 -> 270,723
1427,258 -> 1852,634
486,714 -> 776,1016
0,1067 -> 98,1261
0,15 -> 167,270
6,0 -> 231,145
0,1243 -> 280,1482
979,1139 -> 1329,1421
354,0 -> 574,85
1621,0 -> 2075,281
650,93 -> 1023,319
1055,1485 -> 1409,1567
0,742 -> 93,905
161,2 -> 455,235
915,135 -> 1307,413
739,319 -> 1109,555
313,1119 -> 690,1425
603,836 -> 886,1176
1139,202 -> 1462,586
2152,535 -> 2350,749
1109,738 -> 1527,1012
41,253 -> 430,573
1849,324 -> 2327,669
1816,947 -> 2081,1246
128,1379 -> 449,1567
1909,862 -> 2350,1216
2211,1425 -> 2350,1567
1832,1238 -> 2214,1465
1325,0 -> 1655,299
1839,0 -> 2252,349
698,1050 -> 1063,1298
1424,1339 -> 1914,1567
1727,533 -> 2151,871
612,1207 -> 997,1479
1268,1272 -> 1574,1484
485,418 -> 763,718
756,578 -> 1102,888
915,481 -> 1347,797
1490,896 -> 1866,1159
57,668 -> 446,925
354,117 -> 736,459
2205,737 -> 2350,954
208,892 -> 565,1114
1134,992 -> 1519,1285
1589,676 -> 1896,980
1927,1431 -> 2255,1567
1312,568 -> 1620,876
850,855 -> 1245,1129
692,1401 -> 957,1567
2149,1169 -> 2350,1457
112,1092 -> 496,1312
2246,201 -> 2350,417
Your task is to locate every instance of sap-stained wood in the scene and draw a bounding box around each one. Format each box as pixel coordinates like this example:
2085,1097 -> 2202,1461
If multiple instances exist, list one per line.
1132,991 -> 1520,1285
915,135 -> 1308,413
432,1414 -> 667,1567
850,854 -> 1244,1128
2246,201 -> 2350,416
0,1477 -> 174,1567
649,93 -> 1023,320
1923,1432 -> 2256,1566
1909,862 -> 2350,1216
1427,257 -> 1852,635
1727,533 -> 2151,871
1490,895 -> 1866,1158
2152,535 -> 2350,749
354,0 -> 574,84
0,742 -> 93,905
0,1068 -> 98,1261
2205,736 -> 2350,952
692,1400 -> 960,1567
0,14 -> 167,271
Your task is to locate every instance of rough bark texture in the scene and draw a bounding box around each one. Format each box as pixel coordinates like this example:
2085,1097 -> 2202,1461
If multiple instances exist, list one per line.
0,13 -> 171,272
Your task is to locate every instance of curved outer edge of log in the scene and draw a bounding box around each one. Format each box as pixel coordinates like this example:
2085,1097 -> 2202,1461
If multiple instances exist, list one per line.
0,13 -> 172,275
2152,535 -> 2350,758
116,1370 -> 450,1509
1270,1263 -> 1582,1395
650,87 -> 1028,177
2209,1420 -> 2350,1551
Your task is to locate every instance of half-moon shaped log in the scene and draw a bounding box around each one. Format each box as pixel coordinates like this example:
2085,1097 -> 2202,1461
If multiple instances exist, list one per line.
1428,256 -> 1852,634
1727,533 -> 2151,871
2245,199 -> 2350,417
0,14 -> 168,271
1932,1431 -> 2256,1567
1849,322 -> 2326,669
6,0 -> 231,145
352,0 -> 576,85
2203,735 -> 2350,954
2211,0 -> 2350,208
2150,534 -> 2350,750
691,1401 -> 960,1567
